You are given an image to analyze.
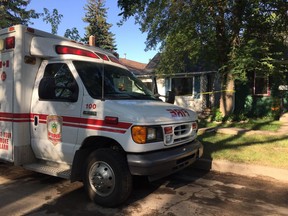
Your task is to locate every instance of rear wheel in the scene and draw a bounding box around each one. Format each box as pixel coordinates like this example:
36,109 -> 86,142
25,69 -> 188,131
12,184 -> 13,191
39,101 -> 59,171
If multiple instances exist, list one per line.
83,148 -> 132,207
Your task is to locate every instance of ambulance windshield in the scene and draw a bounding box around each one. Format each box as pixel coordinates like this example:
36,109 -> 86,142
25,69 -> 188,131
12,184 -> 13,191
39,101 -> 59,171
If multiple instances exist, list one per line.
73,61 -> 158,100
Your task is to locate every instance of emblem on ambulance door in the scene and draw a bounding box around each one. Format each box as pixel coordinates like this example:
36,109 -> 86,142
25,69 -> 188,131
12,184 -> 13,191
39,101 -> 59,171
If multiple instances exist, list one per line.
47,115 -> 63,145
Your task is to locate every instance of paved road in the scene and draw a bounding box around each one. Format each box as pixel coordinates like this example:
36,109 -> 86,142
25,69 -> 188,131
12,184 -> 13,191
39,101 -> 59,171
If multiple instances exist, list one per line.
0,162 -> 287,216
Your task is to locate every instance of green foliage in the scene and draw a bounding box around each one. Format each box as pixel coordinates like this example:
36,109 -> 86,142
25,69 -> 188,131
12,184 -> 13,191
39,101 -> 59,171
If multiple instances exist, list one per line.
83,0 -> 117,51
64,27 -> 82,41
118,0 -> 288,80
210,108 -> 224,122
42,8 -> 63,34
0,0 -> 41,28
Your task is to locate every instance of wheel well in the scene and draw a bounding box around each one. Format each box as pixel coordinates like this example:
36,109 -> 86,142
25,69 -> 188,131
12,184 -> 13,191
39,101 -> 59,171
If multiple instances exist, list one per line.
81,136 -> 123,151
70,136 -> 125,182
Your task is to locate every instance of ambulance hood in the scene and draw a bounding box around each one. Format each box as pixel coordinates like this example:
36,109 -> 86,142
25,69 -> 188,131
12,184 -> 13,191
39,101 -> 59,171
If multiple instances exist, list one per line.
105,100 -> 198,124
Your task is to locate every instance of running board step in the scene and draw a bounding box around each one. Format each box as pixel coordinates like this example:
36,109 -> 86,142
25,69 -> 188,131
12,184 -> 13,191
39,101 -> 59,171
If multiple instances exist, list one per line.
23,161 -> 71,179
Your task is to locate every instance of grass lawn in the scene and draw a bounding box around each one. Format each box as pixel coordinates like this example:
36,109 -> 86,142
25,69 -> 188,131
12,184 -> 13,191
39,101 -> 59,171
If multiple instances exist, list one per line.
199,118 -> 282,131
198,133 -> 288,169
197,118 -> 288,169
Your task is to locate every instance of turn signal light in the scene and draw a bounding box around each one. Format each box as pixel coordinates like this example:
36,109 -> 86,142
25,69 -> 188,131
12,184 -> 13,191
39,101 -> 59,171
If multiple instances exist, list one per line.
132,126 -> 147,144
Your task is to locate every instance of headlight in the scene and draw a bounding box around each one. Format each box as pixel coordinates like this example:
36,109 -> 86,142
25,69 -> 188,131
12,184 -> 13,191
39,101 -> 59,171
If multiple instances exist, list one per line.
131,126 -> 162,144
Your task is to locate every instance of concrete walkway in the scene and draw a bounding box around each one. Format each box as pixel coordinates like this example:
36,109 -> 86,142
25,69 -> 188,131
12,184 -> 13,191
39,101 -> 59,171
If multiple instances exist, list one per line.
195,113 -> 288,183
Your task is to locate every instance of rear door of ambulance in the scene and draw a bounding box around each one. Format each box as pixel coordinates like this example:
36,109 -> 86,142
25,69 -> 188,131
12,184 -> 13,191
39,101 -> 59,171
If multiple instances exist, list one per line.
0,36 -> 14,162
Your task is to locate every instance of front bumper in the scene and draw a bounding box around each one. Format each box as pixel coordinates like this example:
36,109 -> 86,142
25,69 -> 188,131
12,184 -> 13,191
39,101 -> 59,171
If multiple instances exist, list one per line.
127,139 -> 203,181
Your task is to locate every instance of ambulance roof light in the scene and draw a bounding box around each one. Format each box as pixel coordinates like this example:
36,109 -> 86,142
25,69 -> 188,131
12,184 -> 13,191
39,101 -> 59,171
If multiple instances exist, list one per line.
5,37 -> 15,49
56,45 -> 99,59
8,27 -> 15,32
95,52 -> 109,61
109,56 -> 122,64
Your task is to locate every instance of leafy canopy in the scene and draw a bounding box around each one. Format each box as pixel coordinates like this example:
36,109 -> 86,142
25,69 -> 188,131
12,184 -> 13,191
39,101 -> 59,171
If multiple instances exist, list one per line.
42,8 -> 63,34
118,0 -> 288,80
0,0 -> 40,28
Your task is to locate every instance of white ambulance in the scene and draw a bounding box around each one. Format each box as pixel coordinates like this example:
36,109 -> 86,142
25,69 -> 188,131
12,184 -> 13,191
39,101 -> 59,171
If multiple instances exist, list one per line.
0,25 -> 203,207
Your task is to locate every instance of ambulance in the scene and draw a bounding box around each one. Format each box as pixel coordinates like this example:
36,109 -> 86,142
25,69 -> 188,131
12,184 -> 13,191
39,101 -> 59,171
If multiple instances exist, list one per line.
0,25 -> 203,207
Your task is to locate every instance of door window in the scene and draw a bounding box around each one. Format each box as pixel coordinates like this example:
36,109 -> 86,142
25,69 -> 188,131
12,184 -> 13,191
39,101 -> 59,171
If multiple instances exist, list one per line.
39,63 -> 79,101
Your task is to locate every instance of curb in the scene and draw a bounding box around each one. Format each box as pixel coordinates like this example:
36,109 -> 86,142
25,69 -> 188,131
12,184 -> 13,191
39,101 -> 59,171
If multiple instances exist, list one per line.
191,158 -> 288,184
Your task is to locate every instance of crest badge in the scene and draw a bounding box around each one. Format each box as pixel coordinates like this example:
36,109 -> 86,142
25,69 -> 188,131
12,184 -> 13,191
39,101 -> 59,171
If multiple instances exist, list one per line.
47,115 -> 63,145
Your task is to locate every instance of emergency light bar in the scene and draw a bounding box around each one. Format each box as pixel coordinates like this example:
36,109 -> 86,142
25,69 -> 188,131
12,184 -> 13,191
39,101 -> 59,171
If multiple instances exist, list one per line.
95,52 -> 109,61
55,45 -> 99,59
54,45 -> 122,64
109,56 -> 122,64
95,52 -> 122,64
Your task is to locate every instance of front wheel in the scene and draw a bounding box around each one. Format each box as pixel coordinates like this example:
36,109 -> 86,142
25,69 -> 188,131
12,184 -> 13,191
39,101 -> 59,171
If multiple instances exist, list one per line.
83,148 -> 132,207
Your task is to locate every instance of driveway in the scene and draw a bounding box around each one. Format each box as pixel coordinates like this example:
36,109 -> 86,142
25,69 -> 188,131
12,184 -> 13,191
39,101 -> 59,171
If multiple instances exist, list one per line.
1,162 -> 287,216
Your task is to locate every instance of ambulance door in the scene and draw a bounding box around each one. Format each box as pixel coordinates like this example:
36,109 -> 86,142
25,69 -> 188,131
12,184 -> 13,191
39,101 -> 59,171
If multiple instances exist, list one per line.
30,61 -> 82,164
0,51 -> 14,162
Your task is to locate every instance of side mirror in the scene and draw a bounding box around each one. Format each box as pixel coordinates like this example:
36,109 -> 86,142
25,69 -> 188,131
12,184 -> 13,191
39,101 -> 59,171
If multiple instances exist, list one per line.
165,91 -> 175,104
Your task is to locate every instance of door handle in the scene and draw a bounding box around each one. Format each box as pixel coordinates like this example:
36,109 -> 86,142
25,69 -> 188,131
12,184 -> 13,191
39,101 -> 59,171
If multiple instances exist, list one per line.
34,116 -> 38,126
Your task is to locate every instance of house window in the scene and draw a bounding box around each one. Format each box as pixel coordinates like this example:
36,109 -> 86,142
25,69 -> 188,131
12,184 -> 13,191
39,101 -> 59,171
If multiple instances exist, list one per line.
171,76 -> 201,98
172,77 -> 193,96
254,72 -> 270,96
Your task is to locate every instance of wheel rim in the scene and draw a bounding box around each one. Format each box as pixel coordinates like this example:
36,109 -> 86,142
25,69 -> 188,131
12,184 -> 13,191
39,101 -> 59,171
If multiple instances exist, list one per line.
89,161 -> 116,197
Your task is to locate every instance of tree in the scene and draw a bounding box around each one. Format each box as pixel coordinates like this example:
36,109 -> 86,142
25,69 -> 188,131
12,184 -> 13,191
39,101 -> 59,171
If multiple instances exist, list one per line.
83,0 -> 117,51
0,0 -> 40,28
64,27 -> 82,41
42,8 -> 63,34
117,0 -> 288,116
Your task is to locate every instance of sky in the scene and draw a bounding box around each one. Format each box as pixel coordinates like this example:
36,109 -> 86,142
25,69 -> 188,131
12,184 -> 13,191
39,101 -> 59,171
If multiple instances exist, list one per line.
27,0 -> 158,64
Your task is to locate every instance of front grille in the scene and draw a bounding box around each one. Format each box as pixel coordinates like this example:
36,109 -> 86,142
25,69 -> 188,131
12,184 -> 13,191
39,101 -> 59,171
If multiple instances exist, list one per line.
174,124 -> 190,136
164,122 -> 196,146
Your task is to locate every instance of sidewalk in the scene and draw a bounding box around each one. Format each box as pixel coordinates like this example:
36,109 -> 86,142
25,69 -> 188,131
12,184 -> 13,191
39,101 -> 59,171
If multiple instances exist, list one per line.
194,113 -> 288,183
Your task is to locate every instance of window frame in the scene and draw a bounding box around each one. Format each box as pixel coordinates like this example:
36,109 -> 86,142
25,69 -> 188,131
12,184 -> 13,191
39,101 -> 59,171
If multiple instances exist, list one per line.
169,75 -> 202,99
39,63 -> 79,102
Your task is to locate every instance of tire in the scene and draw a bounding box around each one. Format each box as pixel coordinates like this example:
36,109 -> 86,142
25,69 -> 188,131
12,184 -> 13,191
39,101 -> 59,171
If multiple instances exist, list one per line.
83,148 -> 132,207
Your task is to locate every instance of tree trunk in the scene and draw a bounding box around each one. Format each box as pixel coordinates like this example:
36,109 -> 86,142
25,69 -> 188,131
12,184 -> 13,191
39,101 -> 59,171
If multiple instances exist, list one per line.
220,73 -> 235,116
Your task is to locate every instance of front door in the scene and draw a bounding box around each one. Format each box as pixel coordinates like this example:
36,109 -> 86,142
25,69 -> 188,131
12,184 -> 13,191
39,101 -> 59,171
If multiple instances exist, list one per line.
30,60 -> 82,164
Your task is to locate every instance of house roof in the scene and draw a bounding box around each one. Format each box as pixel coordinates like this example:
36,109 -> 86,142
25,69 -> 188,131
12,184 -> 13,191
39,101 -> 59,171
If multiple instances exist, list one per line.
120,53 -> 218,77
120,58 -> 147,75
144,53 -> 161,73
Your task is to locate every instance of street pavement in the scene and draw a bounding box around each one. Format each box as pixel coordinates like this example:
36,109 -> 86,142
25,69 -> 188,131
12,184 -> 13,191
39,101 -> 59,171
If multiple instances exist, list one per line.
196,112 -> 288,183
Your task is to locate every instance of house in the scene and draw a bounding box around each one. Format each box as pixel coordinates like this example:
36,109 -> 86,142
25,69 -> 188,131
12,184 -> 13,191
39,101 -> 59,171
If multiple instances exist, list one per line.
120,55 -> 220,113
119,57 -> 157,92
121,54 -> 288,117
